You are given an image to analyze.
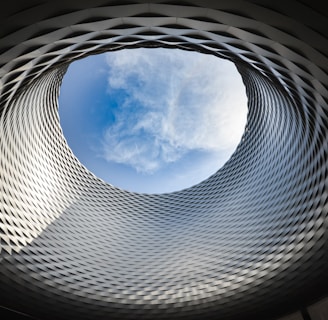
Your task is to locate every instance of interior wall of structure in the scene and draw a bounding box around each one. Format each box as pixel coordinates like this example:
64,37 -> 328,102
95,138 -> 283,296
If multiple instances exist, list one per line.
0,1 -> 327,320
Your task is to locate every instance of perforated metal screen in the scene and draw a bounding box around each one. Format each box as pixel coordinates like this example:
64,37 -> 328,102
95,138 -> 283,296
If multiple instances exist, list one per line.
0,1 -> 328,320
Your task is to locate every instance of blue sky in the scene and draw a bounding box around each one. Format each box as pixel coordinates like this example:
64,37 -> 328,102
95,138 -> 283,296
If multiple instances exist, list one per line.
58,48 -> 247,193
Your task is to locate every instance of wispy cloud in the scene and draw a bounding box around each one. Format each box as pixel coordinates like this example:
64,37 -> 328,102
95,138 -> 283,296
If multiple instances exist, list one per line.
101,48 -> 247,174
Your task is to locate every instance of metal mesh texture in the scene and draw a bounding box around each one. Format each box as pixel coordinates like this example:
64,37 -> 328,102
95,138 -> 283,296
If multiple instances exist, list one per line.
0,1 -> 328,319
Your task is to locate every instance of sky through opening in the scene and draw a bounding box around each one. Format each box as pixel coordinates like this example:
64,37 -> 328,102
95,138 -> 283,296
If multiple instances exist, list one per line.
59,48 -> 248,193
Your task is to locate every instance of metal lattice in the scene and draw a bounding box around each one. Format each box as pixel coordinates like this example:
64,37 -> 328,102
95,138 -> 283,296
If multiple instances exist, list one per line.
0,1 -> 328,319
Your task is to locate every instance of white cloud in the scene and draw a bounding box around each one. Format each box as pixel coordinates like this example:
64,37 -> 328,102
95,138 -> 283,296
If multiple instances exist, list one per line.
101,48 -> 247,174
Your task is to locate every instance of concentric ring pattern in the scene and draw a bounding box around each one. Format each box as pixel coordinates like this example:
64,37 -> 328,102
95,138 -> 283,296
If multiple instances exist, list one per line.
0,1 -> 328,320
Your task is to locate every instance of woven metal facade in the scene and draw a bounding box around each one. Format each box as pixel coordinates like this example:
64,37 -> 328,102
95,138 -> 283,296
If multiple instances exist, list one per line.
0,1 -> 328,319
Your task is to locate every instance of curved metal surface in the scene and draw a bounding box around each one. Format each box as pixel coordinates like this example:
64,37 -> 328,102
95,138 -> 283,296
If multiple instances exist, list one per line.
0,1 -> 328,319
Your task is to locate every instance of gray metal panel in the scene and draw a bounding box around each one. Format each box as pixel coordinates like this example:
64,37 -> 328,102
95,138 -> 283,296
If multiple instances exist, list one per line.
0,1 -> 327,319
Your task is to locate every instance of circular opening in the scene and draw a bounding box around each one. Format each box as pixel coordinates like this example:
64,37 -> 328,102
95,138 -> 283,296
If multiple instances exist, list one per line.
58,48 -> 248,193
